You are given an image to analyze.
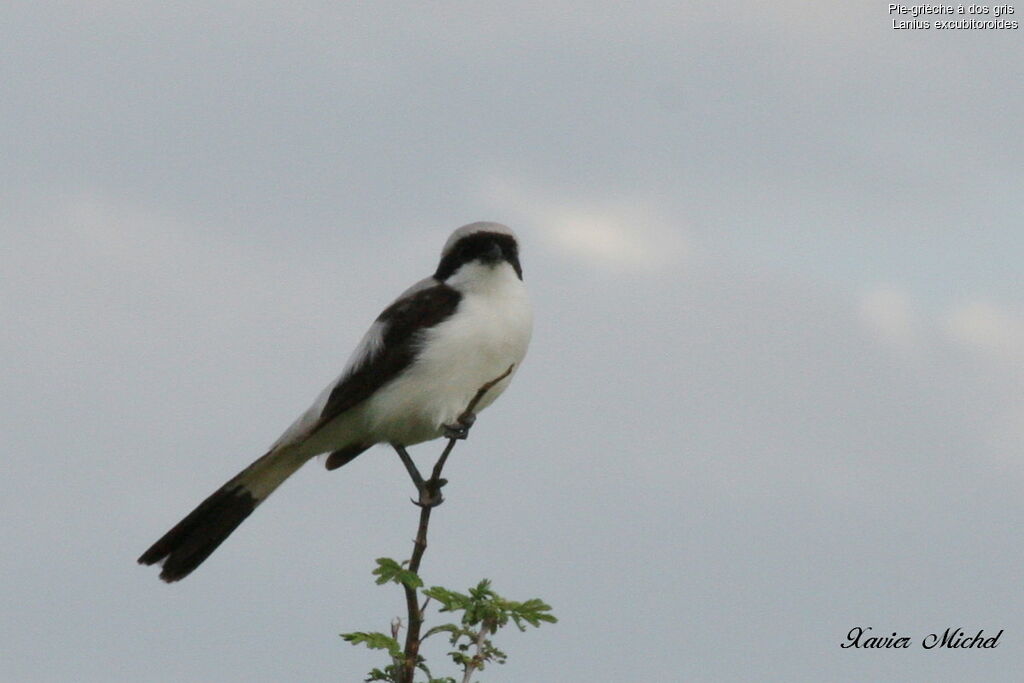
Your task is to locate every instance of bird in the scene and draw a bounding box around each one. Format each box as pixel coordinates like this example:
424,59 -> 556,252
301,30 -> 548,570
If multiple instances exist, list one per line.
138,222 -> 532,582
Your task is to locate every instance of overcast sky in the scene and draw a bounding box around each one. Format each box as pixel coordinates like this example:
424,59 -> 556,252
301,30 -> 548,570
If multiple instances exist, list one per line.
3,2 -> 1023,681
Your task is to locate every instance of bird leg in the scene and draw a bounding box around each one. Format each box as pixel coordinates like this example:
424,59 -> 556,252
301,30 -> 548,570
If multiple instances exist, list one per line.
441,364 -> 513,439
392,365 -> 515,509
392,443 -> 446,508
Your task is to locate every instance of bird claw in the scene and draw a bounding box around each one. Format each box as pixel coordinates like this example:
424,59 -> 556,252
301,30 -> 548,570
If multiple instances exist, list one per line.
443,413 -> 476,440
413,478 -> 447,508
443,425 -> 468,440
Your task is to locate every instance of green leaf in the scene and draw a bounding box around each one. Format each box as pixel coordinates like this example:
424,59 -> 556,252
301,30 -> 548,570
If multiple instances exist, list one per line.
340,631 -> 403,659
349,563 -> 556,681
365,667 -> 400,683
506,597 -> 558,630
372,557 -> 423,589
422,623 -> 463,641
423,586 -> 471,612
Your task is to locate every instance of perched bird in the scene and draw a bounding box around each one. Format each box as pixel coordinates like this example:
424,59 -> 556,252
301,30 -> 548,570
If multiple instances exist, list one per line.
139,222 -> 532,582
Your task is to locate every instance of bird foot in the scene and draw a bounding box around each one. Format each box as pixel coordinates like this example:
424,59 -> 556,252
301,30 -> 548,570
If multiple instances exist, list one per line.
443,413 -> 477,440
412,478 -> 447,508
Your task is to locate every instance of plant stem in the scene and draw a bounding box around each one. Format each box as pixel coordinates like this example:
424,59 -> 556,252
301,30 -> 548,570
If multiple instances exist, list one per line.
399,497 -> 433,681
396,365 -> 514,683
461,622 -> 491,683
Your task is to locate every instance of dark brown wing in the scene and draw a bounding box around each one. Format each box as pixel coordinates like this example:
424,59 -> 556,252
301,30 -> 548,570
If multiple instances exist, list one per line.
316,281 -> 462,428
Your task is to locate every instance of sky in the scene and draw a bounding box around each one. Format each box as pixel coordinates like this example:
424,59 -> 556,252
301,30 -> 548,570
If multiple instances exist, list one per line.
2,2 -> 1022,681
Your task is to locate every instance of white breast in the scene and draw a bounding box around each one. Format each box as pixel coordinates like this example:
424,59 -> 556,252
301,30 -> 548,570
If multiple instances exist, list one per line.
365,262 -> 533,445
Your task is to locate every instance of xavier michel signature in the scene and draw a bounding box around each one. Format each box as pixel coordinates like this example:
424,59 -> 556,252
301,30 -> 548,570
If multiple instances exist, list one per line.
842,626 -> 1003,649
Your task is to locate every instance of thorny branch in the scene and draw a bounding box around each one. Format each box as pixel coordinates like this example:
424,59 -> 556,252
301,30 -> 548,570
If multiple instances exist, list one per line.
393,364 -> 515,683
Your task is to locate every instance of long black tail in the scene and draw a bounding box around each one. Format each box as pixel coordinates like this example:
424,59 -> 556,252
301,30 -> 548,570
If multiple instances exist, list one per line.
138,451 -> 305,582
138,484 -> 258,582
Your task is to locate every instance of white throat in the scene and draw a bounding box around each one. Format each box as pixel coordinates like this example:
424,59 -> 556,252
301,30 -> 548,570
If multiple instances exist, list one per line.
445,260 -> 522,295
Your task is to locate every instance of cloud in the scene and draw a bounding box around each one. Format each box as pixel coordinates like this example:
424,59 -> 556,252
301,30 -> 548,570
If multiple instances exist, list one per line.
853,288 -> 1024,457
479,176 -> 689,272
858,287 -> 1024,370
857,284 -> 917,351
540,203 -> 687,270
939,300 -> 1024,454
943,300 -> 1024,363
